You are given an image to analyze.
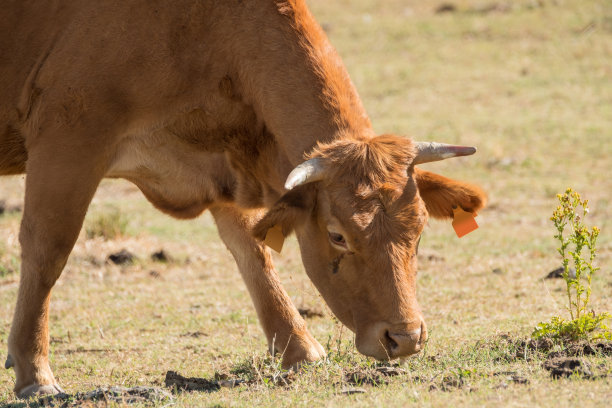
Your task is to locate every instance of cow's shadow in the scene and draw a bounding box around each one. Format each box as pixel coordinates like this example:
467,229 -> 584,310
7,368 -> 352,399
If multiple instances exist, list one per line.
0,374 -> 226,408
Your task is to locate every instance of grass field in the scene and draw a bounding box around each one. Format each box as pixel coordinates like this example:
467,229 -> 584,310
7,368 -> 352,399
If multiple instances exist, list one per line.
1,0 -> 612,406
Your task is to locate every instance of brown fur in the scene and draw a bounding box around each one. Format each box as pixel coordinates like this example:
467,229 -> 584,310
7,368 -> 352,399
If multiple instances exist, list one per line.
252,185 -> 318,240
414,168 -> 487,218
0,126 -> 27,175
1,0 -> 486,397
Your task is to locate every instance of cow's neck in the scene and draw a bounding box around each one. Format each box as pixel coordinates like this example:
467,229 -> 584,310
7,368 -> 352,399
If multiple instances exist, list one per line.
234,0 -> 374,166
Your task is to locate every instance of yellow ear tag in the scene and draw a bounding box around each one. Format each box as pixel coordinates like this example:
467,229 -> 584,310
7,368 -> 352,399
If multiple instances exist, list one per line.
264,224 -> 285,253
452,207 -> 479,238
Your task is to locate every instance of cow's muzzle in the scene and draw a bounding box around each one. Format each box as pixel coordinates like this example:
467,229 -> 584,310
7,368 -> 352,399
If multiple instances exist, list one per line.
383,320 -> 427,357
356,319 -> 427,360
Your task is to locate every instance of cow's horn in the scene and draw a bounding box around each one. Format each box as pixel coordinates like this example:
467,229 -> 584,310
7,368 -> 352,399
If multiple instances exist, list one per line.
284,158 -> 326,190
413,142 -> 477,165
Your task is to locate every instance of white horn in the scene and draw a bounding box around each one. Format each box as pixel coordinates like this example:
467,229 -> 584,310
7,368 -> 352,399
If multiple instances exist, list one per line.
284,158 -> 326,190
413,142 -> 477,165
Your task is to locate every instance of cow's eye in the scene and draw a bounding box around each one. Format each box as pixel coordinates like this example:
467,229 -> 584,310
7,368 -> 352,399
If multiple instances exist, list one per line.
328,232 -> 347,248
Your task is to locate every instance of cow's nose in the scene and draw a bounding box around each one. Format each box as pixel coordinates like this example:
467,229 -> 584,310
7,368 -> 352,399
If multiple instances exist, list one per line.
384,320 -> 427,357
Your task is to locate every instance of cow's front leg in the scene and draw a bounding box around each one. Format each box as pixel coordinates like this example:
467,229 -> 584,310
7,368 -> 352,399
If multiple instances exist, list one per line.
6,136 -> 108,398
211,206 -> 325,369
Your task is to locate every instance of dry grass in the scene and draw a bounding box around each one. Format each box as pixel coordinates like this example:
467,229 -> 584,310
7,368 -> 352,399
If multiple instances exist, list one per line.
84,206 -> 129,241
1,0 -> 612,406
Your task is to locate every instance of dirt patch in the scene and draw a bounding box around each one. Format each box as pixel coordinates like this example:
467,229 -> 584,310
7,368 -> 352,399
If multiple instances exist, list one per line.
107,249 -> 136,265
546,342 -> 612,359
298,307 -> 324,319
435,1 -> 530,15
344,370 -> 385,386
539,342 -> 612,379
544,266 -> 576,279
345,366 -> 406,386
508,375 -> 529,384
429,375 -> 469,392
468,1 -> 513,14
165,371 -> 221,393
435,3 -> 457,14
226,367 -> 295,387
341,366 -> 408,394
469,334 -> 611,366
180,331 -> 208,338
164,369 -> 293,393
544,357 -> 592,379
492,371 -> 530,386
38,386 -> 172,407
151,249 -> 172,263
514,337 -> 555,358
513,337 -> 612,360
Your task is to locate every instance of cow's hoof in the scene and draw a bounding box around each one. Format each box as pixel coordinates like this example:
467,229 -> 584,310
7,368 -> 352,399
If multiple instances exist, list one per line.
281,332 -> 326,370
17,383 -> 65,399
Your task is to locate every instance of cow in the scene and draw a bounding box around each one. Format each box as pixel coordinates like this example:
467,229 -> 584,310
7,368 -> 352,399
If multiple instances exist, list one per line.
0,0 -> 486,398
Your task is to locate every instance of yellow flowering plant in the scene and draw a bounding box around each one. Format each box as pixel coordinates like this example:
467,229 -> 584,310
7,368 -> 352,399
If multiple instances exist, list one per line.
533,188 -> 611,341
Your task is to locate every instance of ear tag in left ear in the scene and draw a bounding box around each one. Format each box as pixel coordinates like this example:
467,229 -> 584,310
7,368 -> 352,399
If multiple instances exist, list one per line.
264,224 -> 285,253
452,207 -> 479,238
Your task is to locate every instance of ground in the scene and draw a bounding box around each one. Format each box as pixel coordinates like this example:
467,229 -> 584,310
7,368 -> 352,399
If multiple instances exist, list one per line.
1,0 -> 611,406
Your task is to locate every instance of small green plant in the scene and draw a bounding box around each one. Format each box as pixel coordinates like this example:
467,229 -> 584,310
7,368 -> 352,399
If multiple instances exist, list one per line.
85,207 -> 128,240
533,188 -> 611,342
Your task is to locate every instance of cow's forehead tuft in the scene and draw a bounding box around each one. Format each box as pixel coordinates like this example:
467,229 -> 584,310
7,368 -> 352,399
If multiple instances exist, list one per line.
311,134 -> 416,188
328,185 -> 425,239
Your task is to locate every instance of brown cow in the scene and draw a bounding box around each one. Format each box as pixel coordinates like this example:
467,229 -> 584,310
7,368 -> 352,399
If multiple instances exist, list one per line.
1,0 -> 486,398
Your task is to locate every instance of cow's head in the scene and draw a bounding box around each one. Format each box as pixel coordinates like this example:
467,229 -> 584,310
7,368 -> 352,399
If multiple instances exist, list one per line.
253,135 -> 486,360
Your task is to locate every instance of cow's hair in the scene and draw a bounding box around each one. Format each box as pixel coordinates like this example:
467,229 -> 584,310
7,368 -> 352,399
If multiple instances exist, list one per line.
277,0 -> 371,133
309,134 -> 415,191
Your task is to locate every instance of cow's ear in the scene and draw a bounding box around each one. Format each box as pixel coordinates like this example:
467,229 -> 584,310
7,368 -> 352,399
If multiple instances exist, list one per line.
253,185 -> 317,241
414,168 -> 486,219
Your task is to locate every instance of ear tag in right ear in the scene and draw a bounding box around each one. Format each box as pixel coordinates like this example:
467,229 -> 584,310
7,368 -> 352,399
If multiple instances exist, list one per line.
264,224 -> 285,253
452,207 -> 478,238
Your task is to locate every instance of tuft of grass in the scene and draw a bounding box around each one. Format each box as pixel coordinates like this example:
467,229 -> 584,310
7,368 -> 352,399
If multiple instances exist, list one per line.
226,355 -> 288,387
85,207 -> 129,240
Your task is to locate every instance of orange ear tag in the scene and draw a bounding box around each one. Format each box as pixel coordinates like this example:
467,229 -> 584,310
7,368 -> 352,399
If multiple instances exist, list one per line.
452,207 -> 479,238
264,224 -> 285,253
